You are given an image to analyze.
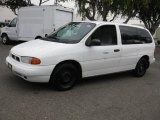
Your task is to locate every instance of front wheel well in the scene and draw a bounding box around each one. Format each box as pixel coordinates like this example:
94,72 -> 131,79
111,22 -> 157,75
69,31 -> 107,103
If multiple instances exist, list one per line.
52,60 -> 82,78
35,36 -> 42,39
140,55 -> 150,68
1,33 -> 8,38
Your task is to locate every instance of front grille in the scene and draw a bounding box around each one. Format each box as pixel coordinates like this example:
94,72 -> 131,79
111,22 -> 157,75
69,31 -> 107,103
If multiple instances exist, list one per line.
11,54 -> 20,62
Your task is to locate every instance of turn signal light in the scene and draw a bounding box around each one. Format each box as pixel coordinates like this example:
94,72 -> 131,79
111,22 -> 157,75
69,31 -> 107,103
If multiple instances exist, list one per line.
31,58 -> 41,65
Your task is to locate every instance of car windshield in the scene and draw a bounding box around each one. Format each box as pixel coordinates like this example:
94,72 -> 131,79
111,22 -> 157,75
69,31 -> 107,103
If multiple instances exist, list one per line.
41,22 -> 96,44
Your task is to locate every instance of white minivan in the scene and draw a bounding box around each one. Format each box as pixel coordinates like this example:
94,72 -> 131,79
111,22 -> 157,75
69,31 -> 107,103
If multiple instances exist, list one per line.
6,21 -> 155,90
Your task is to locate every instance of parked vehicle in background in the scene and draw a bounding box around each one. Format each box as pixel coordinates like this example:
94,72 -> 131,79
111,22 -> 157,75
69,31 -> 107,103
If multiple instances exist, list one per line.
0,22 -> 9,28
0,22 -> 5,28
0,5 -> 74,44
6,21 -> 155,91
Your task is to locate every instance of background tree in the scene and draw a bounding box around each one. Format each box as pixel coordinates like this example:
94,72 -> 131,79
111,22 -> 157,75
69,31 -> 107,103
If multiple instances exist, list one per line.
75,0 -> 97,20
75,0 -> 120,21
0,0 -> 33,15
116,0 -> 140,23
1,0 -> 160,34
137,0 -> 160,35
39,0 -> 50,6
119,0 -> 160,35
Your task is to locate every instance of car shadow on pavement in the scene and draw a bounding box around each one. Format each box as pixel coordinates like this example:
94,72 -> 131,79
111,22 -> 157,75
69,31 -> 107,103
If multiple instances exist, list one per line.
9,75 -> 51,91
7,41 -> 25,46
77,71 -> 134,87
8,70 -> 134,92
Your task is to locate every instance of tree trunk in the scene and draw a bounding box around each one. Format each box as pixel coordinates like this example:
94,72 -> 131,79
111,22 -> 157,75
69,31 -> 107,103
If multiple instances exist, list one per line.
123,16 -> 132,24
39,0 -> 42,6
149,26 -> 158,35
123,11 -> 137,24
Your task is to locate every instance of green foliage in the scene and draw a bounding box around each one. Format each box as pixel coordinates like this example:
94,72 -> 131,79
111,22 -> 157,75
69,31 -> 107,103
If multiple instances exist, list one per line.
1,0 -> 160,34
75,0 -> 119,21
73,0 -> 160,34
75,0 -> 97,20
138,0 -> 160,34
0,0 -> 33,15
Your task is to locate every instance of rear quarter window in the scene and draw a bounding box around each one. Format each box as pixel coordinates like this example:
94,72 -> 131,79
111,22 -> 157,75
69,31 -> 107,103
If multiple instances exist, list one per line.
119,26 -> 153,44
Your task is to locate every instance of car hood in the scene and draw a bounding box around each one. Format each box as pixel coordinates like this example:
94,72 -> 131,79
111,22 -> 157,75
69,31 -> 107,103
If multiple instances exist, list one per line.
11,39 -> 74,57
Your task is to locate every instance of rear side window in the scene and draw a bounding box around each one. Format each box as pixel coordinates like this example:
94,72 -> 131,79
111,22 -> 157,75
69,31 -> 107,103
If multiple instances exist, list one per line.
120,26 -> 152,44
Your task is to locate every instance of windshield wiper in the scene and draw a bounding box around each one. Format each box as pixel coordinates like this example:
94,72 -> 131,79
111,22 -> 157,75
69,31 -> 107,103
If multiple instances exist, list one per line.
40,36 -> 59,42
47,36 -> 59,40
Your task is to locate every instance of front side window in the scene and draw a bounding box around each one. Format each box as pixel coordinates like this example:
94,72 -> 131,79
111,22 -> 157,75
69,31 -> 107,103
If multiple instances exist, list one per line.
10,18 -> 17,27
90,25 -> 117,45
120,26 -> 152,44
43,22 -> 96,44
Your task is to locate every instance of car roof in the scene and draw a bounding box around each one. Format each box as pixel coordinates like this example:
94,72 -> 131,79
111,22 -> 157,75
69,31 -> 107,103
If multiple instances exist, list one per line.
74,21 -> 146,30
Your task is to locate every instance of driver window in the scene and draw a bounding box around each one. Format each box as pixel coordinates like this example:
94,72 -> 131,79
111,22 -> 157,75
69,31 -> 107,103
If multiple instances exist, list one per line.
10,18 -> 17,27
91,25 -> 117,45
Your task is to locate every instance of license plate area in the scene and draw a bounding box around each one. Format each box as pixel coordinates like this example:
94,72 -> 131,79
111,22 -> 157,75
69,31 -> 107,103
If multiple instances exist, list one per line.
8,63 -> 12,71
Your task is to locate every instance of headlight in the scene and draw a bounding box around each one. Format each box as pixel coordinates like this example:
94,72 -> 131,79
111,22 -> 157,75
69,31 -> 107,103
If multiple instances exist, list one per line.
21,56 -> 41,65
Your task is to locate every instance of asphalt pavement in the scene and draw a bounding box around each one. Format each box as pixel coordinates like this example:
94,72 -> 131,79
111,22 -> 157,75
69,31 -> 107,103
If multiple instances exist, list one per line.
0,41 -> 160,120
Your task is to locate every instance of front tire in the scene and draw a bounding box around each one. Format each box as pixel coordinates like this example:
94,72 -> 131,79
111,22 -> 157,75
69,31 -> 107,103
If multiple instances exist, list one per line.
134,58 -> 148,77
50,63 -> 80,91
2,34 -> 10,45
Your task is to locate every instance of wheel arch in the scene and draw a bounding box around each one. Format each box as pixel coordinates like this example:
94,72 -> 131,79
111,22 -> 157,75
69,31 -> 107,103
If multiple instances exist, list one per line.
51,60 -> 82,78
35,36 -> 42,39
1,33 -> 8,38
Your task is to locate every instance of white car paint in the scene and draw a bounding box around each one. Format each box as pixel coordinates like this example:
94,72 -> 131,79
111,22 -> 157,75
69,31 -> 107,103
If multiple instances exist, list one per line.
6,21 -> 155,83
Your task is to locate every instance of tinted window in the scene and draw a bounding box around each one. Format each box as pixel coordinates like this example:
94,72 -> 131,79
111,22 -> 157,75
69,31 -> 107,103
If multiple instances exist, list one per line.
138,29 -> 152,43
120,26 -> 152,44
90,25 -> 117,45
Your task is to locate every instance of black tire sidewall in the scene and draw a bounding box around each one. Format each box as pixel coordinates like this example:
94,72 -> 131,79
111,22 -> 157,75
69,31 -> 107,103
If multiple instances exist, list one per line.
135,58 -> 147,77
50,63 -> 79,91
2,35 -> 9,44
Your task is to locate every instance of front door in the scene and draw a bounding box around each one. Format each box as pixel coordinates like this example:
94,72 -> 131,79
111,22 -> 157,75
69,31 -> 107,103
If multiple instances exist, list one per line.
7,18 -> 18,40
82,25 -> 121,77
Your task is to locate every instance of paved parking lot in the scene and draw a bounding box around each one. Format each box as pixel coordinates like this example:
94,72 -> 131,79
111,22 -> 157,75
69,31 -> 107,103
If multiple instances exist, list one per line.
0,41 -> 160,120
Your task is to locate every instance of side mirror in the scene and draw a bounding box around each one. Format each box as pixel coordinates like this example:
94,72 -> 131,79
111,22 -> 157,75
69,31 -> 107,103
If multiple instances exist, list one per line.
45,34 -> 48,37
86,38 -> 101,46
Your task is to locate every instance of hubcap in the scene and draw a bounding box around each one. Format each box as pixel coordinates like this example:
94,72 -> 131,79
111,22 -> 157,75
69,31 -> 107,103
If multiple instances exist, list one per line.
62,72 -> 72,83
59,69 -> 74,85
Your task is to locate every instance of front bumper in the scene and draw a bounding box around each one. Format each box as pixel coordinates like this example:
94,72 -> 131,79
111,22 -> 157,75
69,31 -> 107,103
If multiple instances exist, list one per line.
6,56 -> 55,83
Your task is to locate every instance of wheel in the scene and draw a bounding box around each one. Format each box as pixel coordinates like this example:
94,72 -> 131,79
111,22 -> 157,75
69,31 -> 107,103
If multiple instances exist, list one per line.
134,58 -> 148,77
50,63 -> 80,91
2,34 -> 10,45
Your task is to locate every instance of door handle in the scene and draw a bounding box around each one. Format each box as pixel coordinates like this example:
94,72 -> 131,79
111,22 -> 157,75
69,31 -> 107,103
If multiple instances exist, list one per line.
103,52 -> 109,54
114,49 -> 120,52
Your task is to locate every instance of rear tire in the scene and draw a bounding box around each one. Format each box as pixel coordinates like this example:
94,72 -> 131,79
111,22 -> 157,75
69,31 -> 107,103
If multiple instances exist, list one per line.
134,58 -> 148,77
50,63 -> 80,91
2,34 -> 10,45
